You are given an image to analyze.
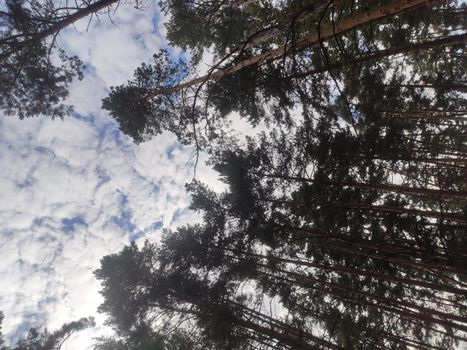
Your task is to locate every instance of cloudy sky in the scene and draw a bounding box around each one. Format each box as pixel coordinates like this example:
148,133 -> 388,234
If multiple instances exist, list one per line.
0,4 -> 223,348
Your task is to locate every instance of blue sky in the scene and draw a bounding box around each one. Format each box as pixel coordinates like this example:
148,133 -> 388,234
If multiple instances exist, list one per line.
0,4 -> 222,348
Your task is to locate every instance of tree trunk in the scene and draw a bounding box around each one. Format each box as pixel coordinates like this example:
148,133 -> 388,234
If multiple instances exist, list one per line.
266,264 -> 467,324
262,268 -> 467,333
236,304 -> 342,350
228,0 -> 330,52
288,33 -> 467,80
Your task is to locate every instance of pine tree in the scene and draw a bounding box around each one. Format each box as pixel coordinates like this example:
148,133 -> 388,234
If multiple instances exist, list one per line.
96,0 -> 467,348
0,0 -> 140,118
103,0 -> 466,145
0,314 -> 94,350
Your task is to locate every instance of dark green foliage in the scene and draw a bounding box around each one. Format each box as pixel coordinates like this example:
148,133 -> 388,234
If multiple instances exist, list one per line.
102,51 -> 190,143
94,329 -> 198,350
0,314 -> 94,350
106,1 -> 467,144
95,122 -> 467,347
1,0 -> 149,118
207,61 -> 297,126
0,48 -> 82,119
161,0 -> 252,64
0,0 -> 86,118
94,0 -> 467,349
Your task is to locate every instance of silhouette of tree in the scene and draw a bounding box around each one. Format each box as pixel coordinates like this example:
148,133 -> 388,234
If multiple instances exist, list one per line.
0,313 -> 94,350
0,0 -> 141,118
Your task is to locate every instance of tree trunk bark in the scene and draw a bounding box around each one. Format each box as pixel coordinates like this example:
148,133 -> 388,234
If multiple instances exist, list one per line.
288,33 -> 467,80
228,0 -> 330,52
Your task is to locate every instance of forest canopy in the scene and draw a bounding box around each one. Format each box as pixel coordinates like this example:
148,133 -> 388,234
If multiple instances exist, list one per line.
1,0 -> 466,349
96,0 -> 467,349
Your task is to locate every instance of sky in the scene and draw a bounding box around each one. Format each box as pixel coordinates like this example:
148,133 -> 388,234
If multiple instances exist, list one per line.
0,4 -> 223,348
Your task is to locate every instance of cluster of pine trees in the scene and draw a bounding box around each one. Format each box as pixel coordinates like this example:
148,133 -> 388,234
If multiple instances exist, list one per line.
1,0 -> 466,349
95,0 -> 467,349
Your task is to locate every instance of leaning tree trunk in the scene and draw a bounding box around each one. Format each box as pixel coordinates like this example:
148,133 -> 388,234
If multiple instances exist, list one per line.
228,0 -> 330,52
288,33 -> 467,80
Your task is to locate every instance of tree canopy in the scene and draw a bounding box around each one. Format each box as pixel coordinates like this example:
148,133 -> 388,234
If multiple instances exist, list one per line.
0,0 -> 142,118
0,313 -> 94,350
103,0 -> 466,145
96,0 -> 467,348
3,0 -> 466,348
